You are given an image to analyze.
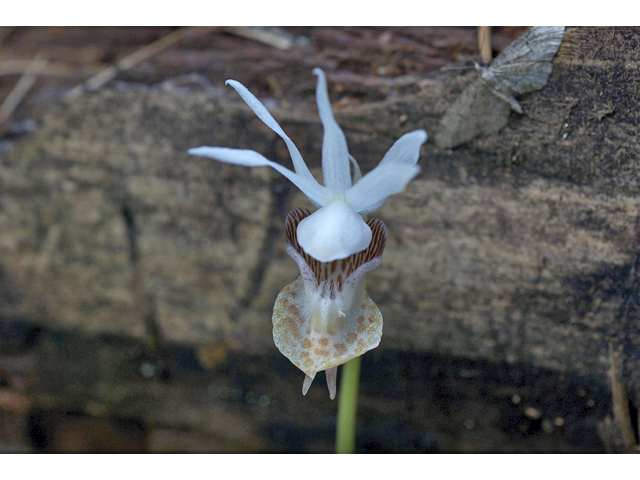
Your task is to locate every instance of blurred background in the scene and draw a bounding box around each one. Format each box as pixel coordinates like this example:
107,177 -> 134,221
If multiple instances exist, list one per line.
0,27 -> 635,452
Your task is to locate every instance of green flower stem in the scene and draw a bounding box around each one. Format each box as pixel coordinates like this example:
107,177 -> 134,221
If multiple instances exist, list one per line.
335,355 -> 361,453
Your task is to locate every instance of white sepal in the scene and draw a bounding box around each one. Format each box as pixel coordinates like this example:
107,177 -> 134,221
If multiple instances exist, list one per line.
188,147 -> 330,207
225,79 -> 315,181
325,367 -> 338,400
312,68 -> 351,195
379,130 -> 428,166
349,155 -> 363,184
302,375 -> 314,395
345,163 -> 420,215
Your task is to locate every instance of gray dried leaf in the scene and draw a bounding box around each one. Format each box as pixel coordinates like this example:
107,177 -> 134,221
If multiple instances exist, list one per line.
435,26 -> 565,149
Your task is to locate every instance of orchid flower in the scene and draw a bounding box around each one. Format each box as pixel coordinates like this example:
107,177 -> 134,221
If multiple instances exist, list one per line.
188,68 -> 427,399
189,68 -> 427,263
272,207 -> 386,399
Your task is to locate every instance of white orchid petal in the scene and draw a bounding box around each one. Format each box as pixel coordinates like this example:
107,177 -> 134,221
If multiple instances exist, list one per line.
312,68 -> 351,195
188,147 -> 330,207
345,163 -> 420,215
296,200 -> 372,262
302,375 -> 314,395
225,79 -> 315,181
349,154 -> 362,184
379,130 -> 428,166
325,367 -> 338,400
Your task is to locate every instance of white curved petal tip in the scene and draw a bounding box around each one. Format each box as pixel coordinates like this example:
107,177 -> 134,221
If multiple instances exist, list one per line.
325,367 -> 338,400
302,375 -> 314,396
416,129 -> 428,143
187,147 -> 268,167
379,130 -> 428,167
408,129 -> 428,144
188,147 -> 216,157
297,201 -> 372,262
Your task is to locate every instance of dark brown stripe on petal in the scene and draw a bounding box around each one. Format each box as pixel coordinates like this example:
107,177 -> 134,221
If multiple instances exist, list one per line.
284,208 -> 387,291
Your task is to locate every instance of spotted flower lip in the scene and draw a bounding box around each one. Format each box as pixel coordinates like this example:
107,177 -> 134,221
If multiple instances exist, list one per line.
272,207 -> 387,399
188,68 -> 427,262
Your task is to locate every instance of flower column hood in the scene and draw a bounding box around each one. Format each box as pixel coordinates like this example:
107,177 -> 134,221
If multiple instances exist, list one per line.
189,68 -> 427,262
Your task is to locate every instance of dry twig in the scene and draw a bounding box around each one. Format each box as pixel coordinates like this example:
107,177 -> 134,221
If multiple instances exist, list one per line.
0,59 -> 77,77
478,26 -> 492,64
64,26 -> 217,101
221,27 -> 294,50
0,52 -> 47,125
609,343 -> 637,450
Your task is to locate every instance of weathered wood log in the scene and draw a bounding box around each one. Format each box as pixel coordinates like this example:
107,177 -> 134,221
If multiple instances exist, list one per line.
1,27 -> 639,452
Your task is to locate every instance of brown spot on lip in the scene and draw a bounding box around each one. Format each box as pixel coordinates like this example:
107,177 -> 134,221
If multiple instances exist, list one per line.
334,343 -> 347,354
303,339 -> 312,349
287,305 -> 299,317
319,337 -> 329,347
357,315 -> 365,323
357,324 -> 366,334
346,333 -> 357,344
282,316 -> 300,339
